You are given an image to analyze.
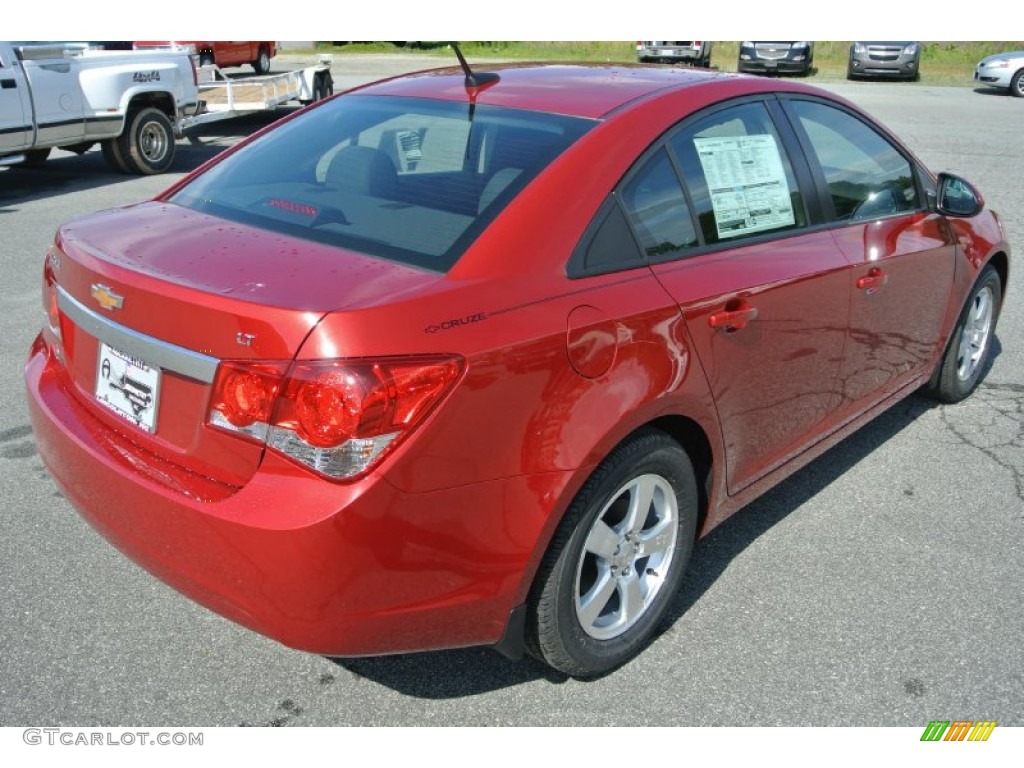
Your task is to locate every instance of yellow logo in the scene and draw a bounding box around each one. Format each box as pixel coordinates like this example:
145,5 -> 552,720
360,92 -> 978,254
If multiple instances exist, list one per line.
91,284 -> 124,311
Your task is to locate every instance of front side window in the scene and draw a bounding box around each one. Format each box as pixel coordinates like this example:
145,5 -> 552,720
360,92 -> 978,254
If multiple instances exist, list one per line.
170,95 -> 593,272
670,102 -> 807,245
788,100 -> 920,222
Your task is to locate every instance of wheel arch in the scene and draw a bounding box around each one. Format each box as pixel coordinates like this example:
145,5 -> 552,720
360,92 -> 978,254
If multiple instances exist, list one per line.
124,91 -> 176,122
987,250 -> 1009,301
515,411 -> 718,611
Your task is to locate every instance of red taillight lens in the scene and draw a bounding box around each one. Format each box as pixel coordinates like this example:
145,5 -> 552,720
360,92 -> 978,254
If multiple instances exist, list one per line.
207,356 -> 463,480
43,250 -> 61,338
209,362 -> 286,430
292,368 -> 368,447
275,357 -> 461,448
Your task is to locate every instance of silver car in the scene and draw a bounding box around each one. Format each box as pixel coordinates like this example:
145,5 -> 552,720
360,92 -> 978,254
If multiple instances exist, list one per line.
974,50 -> 1024,97
848,41 -> 920,80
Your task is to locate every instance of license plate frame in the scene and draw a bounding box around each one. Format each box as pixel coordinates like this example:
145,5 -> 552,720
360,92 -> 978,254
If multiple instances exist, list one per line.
95,342 -> 161,433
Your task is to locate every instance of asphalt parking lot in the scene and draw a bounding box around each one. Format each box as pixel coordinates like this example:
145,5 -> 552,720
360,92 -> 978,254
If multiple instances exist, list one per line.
1,56 -> 1021,727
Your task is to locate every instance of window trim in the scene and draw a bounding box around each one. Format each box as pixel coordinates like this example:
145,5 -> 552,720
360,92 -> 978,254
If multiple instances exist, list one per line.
568,94 -> 825,279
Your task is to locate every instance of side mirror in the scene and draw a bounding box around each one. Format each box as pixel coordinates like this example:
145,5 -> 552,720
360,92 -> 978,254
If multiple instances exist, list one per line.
937,172 -> 984,217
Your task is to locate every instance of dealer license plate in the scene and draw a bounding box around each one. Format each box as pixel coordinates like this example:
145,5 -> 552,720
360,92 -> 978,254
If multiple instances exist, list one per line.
95,342 -> 161,433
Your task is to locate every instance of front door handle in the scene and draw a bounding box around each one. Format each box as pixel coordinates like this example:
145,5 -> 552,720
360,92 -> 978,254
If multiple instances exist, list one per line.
857,267 -> 888,292
1,79 -> 17,89
709,303 -> 759,332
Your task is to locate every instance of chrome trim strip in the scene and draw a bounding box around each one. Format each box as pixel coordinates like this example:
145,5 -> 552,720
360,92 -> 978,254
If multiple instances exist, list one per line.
57,286 -> 219,383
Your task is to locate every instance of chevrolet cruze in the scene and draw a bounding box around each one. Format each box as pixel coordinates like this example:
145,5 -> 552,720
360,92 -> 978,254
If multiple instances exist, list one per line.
26,61 -> 1010,677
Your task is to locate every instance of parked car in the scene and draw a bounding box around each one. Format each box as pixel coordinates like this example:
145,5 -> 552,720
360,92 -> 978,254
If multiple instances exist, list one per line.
974,50 -> 1024,97
738,41 -> 814,75
26,61 -> 1010,678
636,41 -> 711,67
134,41 -> 276,74
848,41 -> 920,80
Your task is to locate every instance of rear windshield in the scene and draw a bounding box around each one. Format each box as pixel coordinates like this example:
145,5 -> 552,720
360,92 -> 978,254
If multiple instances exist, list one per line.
170,95 -> 594,272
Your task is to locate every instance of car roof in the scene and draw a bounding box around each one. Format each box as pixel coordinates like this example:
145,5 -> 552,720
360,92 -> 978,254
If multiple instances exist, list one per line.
349,63 -> 734,120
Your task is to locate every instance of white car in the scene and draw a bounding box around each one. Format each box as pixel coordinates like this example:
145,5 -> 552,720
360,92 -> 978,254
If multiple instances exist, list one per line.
974,51 -> 1024,97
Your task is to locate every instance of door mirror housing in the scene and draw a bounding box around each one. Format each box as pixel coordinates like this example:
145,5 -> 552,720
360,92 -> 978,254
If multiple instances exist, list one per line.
937,172 -> 984,217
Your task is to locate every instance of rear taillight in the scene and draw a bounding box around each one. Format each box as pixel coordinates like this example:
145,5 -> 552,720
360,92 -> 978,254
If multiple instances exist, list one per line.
43,248 -> 61,341
208,356 -> 462,480
208,361 -> 287,441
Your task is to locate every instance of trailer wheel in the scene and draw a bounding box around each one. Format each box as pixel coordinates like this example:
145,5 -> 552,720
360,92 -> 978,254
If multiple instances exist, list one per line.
117,107 -> 176,174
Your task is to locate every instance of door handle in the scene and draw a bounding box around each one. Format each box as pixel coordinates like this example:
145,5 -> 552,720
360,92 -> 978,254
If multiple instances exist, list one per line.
1,79 -> 17,89
856,268 -> 888,292
709,303 -> 759,331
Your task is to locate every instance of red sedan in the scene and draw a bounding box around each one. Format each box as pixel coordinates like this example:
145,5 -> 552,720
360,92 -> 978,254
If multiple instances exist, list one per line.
25,61 -> 1010,677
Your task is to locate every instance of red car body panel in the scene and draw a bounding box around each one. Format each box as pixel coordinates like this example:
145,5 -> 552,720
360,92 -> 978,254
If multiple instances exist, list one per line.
134,41 -> 276,69
24,64 -> 1011,659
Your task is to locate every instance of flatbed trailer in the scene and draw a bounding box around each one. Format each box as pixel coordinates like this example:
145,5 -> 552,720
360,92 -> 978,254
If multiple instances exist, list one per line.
181,54 -> 334,130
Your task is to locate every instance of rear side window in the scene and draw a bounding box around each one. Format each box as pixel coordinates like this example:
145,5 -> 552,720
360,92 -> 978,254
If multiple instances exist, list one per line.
669,102 -> 807,245
620,149 -> 698,260
787,100 -> 920,222
170,95 -> 593,272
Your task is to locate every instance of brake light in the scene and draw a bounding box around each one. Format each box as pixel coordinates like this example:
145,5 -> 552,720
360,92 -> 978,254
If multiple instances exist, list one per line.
208,356 -> 463,480
42,249 -> 61,340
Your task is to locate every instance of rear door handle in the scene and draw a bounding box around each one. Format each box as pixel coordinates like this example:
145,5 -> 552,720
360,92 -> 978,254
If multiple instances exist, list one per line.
857,267 -> 888,292
1,79 -> 18,89
709,303 -> 759,331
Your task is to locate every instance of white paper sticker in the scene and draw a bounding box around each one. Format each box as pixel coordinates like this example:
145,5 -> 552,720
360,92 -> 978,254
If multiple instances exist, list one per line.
694,134 -> 796,239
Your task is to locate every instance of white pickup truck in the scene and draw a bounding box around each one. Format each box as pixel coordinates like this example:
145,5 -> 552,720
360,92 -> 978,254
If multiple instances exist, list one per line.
0,41 -> 199,174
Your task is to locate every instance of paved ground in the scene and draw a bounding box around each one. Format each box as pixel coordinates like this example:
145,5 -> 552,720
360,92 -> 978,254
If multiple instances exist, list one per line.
0,58 -> 1021,727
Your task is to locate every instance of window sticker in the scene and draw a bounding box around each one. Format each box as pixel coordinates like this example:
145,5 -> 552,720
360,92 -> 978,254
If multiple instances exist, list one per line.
694,134 -> 796,239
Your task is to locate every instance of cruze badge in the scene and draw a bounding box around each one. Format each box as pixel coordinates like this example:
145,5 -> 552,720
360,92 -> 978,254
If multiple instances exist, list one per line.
91,284 -> 124,311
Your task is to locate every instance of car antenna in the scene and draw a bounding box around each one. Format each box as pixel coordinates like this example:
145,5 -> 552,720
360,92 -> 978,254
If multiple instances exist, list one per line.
450,42 -> 500,89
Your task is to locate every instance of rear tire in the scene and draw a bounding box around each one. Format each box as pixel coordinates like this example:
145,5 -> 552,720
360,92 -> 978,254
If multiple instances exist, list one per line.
116,107 -> 175,175
22,148 -> 51,166
929,264 -> 1001,403
526,429 -> 698,678
253,46 -> 271,75
101,139 -> 132,173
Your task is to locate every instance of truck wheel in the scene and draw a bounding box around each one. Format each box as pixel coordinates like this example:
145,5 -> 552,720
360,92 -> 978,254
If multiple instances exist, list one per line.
101,140 -> 132,173
117,107 -> 175,174
253,46 -> 271,75
22,148 -> 52,166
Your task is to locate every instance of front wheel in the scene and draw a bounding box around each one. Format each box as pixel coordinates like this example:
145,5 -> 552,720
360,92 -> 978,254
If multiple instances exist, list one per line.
527,429 -> 698,677
929,264 -> 1002,403
116,107 -> 175,174
1011,69 -> 1024,98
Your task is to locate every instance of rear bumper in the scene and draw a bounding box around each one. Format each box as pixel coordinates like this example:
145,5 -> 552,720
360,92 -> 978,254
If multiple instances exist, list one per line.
26,333 -> 570,657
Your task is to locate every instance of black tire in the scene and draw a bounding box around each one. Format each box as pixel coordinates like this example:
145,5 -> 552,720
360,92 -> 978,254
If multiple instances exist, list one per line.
101,139 -> 132,173
22,148 -> 51,166
116,107 -> 175,175
253,46 -> 271,75
526,429 -> 698,677
312,73 -> 326,102
1011,69 -> 1024,98
928,264 -> 1002,403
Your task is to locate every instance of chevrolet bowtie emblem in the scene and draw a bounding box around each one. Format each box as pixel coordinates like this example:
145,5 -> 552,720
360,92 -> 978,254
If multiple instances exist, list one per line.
91,284 -> 124,311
